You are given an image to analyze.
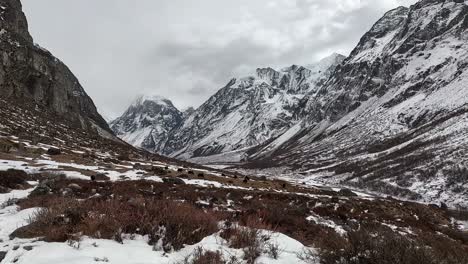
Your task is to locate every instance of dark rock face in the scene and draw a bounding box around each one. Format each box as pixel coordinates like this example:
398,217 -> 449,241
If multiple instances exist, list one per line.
0,0 -> 111,134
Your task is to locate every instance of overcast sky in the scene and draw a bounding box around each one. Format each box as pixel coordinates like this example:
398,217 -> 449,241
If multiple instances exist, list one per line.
21,0 -> 418,119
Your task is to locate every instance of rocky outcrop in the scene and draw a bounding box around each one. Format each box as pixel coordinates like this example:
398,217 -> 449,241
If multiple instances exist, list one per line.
0,0 -> 111,134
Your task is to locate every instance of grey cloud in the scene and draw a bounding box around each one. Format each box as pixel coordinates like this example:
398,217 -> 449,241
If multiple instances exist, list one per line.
21,0 -> 418,118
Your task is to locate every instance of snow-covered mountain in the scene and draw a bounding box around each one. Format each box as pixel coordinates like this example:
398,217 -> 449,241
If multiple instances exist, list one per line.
247,0 -> 468,207
110,95 -> 183,153
112,54 -> 345,158
168,54 -> 344,160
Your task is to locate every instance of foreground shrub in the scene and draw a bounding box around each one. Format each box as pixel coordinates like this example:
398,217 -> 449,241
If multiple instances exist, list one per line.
17,196 -> 219,251
319,225 -> 468,264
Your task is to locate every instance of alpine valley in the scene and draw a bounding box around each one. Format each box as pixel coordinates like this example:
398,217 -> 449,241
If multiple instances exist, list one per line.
1,0 -> 468,263
113,0 -> 468,207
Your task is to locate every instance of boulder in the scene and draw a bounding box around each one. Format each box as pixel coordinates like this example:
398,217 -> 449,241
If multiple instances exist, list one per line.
338,188 -> 358,197
92,173 -> 110,181
162,177 -> 186,185
47,147 -> 61,155
68,183 -> 82,191
0,139 -> 13,153
29,184 -> 51,197
0,169 -> 29,190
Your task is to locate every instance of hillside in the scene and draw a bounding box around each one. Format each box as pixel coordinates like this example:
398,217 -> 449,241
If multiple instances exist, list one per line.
246,0 -> 468,208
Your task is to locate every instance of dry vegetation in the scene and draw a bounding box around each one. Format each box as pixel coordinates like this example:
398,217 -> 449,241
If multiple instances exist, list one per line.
3,168 -> 465,263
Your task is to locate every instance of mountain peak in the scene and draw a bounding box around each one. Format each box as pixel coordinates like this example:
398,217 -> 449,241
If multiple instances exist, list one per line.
133,95 -> 173,108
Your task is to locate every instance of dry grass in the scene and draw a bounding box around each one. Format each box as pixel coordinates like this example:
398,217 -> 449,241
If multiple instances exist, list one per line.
16,196 -> 219,251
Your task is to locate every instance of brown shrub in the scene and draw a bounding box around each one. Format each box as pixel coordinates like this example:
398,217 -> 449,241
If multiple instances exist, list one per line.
17,196 -> 219,251
220,227 -> 264,264
319,225 -> 468,264
191,247 -> 225,264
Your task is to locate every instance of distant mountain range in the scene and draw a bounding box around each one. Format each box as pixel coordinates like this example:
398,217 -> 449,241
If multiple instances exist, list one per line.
111,0 -> 468,207
111,53 -> 345,160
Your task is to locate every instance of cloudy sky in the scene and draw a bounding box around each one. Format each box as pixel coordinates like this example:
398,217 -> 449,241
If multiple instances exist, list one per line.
22,0 -> 417,119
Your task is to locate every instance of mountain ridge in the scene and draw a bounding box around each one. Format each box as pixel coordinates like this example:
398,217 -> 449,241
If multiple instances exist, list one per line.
111,53 -> 346,159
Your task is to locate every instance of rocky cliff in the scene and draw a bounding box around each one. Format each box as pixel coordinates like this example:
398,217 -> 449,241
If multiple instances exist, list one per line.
0,0 -> 111,134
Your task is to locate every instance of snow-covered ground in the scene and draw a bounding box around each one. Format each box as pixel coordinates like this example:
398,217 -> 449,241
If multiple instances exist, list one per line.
0,186 -> 318,264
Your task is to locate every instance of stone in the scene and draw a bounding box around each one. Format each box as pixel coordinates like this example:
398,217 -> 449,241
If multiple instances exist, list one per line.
68,183 -> 82,191
47,147 -> 61,155
93,173 -> 110,181
338,189 -> 358,197
29,184 -> 51,197
162,177 -> 186,185
23,246 -> 33,251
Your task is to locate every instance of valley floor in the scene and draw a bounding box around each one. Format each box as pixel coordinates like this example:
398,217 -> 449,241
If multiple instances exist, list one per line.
0,133 -> 467,263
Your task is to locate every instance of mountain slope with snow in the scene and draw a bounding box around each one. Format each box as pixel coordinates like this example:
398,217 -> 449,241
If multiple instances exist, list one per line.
164,54 -> 345,160
110,95 -> 183,153
112,54 -> 345,158
247,0 -> 468,207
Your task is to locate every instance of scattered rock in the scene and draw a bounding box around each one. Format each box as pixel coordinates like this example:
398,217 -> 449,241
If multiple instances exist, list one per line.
152,166 -> 167,175
0,139 -> 14,153
338,188 -> 358,197
243,176 -> 250,183
117,153 -> 130,161
440,202 -> 448,210
188,171 -> 195,175
177,168 -> 184,172
68,183 -> 82,191
23,246 -> 34,251
0,251 -> 6,262
9,225 -> 37,240
93,174 -> 110,181
177,174 -> 189,179
198,173 -> 205,178
260,176 -> 267,181
104,157 -> 120,164
47,147 -> 61,155
82,151 -> 97,159
162,177 -> 186,185
0,169 -> 29,191
13,245 -> 19,251
29,183 -> 52,197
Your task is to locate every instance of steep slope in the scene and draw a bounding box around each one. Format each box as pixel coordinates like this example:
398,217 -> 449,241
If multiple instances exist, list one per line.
110,95 -> 183,153
164,54 -> 345,161
248,0 -> 468,207
0,0 -> 111,135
